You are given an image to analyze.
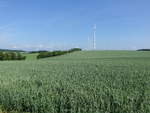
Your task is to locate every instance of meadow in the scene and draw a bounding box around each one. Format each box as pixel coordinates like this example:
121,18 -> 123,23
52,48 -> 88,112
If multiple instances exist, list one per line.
0,51 -> 150,113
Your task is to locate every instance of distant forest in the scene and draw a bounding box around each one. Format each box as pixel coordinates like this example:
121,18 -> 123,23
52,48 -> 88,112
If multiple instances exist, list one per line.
0,49 -> 25,52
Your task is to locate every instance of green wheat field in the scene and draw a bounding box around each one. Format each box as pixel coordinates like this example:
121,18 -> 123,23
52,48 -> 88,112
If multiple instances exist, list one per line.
0,51 -> 150,113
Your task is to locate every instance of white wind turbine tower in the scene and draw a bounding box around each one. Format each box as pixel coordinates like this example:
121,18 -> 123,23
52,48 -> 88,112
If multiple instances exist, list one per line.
87,36 -> 90,50
93,24 -> 96,50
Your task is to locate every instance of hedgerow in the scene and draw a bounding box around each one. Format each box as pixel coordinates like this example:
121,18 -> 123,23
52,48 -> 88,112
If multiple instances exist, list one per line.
37,48 -> 82,59
0,52 -> 26,61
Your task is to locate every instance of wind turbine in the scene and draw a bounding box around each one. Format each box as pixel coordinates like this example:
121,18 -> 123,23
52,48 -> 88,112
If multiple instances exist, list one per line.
93,24 -> 96,50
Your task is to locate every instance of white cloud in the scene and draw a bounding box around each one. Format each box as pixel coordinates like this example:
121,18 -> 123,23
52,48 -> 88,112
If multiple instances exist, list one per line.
12,45 -> 18,49
0,23 -> 17,49
8,43 -> 78,51
0,23 -> 80,50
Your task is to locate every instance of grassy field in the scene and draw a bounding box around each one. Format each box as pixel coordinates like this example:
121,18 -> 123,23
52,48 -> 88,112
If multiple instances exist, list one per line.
23,53 -> 38,60
0,51 -> 150,113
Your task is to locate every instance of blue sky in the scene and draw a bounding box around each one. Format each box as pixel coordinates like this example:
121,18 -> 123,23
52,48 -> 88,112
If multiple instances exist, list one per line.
0,0 -> 150,50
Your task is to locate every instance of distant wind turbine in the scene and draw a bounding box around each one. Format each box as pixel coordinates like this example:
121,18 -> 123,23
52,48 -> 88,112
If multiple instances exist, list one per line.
93,24 -> 96,50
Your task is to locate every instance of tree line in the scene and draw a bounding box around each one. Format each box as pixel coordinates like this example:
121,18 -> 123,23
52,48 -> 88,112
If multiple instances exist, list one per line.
137,49 -> 150,51
28,50 -> 48,54
0,49 -> 25,52
0,52 -> 26,61
37,48 -> 82,59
